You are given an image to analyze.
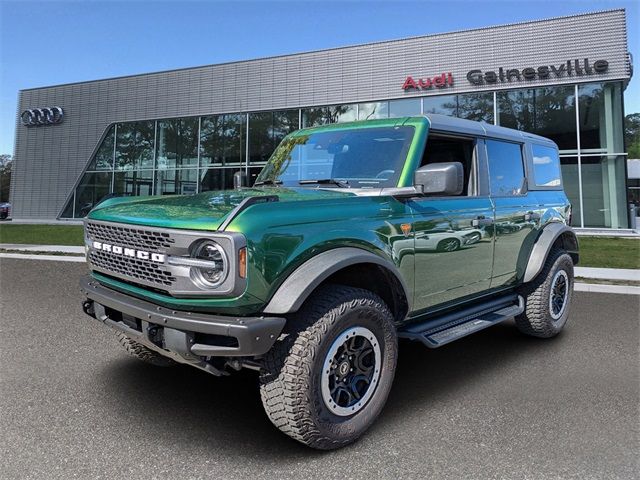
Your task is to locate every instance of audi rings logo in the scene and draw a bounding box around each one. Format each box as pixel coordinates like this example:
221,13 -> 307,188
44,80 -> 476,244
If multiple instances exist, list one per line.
21,107 -> 64,127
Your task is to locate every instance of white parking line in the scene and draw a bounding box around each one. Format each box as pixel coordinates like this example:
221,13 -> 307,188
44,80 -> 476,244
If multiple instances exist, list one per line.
0,253 -> 86,263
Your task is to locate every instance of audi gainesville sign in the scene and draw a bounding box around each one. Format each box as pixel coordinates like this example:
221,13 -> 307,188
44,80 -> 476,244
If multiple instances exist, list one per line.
466,58 -> 609,85
21,107 -> 64,127
402,58 -> 609,90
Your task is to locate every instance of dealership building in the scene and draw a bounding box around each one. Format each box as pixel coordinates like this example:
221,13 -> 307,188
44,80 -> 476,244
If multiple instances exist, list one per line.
11,9 -> 632,228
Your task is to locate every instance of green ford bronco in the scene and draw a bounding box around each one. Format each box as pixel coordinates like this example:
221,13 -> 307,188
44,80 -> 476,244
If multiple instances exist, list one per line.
80,114 -> 578,449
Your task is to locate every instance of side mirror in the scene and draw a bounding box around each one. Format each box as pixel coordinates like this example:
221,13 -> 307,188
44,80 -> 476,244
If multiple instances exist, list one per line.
233,170 -> 247,189
414,162 -> 464,196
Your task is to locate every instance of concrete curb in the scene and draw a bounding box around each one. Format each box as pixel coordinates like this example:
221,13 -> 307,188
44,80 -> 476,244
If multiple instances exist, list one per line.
574,267 -> 640,281
574,283 -> 640,295
0,219 -> 84,225
0,253 -> 86,263
0,244 -> 85,254
574,228 -> 639,238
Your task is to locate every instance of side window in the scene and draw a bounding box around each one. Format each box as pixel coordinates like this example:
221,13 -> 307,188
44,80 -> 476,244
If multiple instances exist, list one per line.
421,135 -> 477,196
531,144 -> 562,187
485,139 -> 525,196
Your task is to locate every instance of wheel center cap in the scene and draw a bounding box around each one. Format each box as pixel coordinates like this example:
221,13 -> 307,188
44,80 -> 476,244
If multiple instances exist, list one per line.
338,361 -> 350,376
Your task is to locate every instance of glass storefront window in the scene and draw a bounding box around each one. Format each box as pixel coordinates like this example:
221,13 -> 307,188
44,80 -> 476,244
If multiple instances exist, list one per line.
581,155 -> 627,228
497,86 -> 577,151
115,121 -> 155,170
578,82 -> 624,154
302,107 -> 327,127
247,166 -> 264,187
59,84 -> 630,227
302,105 -> 356,127
328,105 -> 357,123
358,102 -> 388,120
389,98 -> 420,117
155,168 -> 198,196
249,110 -> 299,165
457,92 -> 494,123
200,114 -> 245,167
86,126 -> 115,171
273,110 -> 299,145
629,180 -> 640,208
60,196 -> 74,218
560,157 -> 581,227
113,169 -> 153,196
200,167 -> 238,192
155,118 -> 198,169
223,114 -> 246,166
199,115 -> 224,166
249,112 -> 273,164
423,95 -> 457,116
74,172 -> 112,218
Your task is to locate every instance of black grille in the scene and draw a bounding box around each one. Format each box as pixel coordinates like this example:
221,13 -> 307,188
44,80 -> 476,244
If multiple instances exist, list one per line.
89,250 -> 176,287
86,222 -> 175,252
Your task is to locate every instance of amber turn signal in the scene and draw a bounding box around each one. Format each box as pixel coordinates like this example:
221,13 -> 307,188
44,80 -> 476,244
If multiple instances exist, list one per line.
238,247 -> 247,278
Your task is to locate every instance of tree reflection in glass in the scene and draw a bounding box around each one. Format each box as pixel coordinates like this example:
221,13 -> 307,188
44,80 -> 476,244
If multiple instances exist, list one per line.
497,86 -> 576,150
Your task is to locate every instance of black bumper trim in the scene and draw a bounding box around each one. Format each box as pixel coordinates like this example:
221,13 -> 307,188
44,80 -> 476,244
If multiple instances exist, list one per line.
80,275 -> 286,357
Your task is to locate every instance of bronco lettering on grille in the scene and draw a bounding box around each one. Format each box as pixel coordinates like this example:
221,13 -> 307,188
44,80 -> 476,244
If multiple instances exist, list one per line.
92,241 -> 166,263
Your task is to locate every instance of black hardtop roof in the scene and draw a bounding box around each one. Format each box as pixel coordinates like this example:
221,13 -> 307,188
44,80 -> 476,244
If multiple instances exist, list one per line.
423,114 -> 557,148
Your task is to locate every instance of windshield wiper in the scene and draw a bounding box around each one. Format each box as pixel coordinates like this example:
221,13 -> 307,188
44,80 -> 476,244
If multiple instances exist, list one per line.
254,179 -> 283,186
299,178 -> 349,188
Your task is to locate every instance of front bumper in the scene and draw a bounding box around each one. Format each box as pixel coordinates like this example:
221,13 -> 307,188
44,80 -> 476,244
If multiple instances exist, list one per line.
80,275 -> 286,358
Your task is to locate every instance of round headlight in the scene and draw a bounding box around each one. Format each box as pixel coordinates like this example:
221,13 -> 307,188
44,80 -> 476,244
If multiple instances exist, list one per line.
190,240 -> 228,288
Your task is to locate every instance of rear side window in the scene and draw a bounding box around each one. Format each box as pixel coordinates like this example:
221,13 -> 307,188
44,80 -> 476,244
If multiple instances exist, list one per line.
531,144 -> 562,187
486,139 -> 525,196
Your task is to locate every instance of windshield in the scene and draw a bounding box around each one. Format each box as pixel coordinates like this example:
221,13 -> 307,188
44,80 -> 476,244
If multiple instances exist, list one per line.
255,126 -> 414,188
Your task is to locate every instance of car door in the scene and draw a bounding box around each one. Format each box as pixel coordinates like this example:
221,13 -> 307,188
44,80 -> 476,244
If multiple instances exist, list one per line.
483,138 -> 541,288
409,134 -> 495,312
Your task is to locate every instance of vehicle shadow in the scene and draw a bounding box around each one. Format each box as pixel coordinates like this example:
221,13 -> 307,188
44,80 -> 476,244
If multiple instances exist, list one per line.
96,320 -> 567,458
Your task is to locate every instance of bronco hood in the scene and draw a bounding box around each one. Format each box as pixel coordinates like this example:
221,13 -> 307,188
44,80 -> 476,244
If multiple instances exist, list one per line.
86,188 -> 354,230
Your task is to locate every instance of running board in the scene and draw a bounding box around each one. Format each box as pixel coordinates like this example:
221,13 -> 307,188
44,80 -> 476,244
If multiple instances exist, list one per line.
398,295 -> 524,348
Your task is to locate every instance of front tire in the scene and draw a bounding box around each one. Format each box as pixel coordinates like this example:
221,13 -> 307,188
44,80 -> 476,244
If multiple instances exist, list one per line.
259,284 -> 398,450
516,248 -> 574,338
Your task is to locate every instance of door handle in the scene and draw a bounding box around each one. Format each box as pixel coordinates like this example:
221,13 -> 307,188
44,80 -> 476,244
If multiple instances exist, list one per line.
525,211 -> 541,221
472,216 -> 494,227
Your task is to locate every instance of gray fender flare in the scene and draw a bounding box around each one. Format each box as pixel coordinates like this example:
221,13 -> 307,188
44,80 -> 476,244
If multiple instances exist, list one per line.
523,223 -> 579,283
262,247 -> 411,314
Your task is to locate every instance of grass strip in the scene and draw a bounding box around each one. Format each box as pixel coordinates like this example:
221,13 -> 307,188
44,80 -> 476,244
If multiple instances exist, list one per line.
0,224 -> 84,246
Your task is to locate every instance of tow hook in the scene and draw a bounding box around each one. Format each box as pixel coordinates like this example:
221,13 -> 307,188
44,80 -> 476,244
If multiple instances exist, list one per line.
82,300 -> 95,317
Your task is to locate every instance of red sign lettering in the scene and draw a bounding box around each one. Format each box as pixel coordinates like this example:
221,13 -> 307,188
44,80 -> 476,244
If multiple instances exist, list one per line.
402,73 -> 453,90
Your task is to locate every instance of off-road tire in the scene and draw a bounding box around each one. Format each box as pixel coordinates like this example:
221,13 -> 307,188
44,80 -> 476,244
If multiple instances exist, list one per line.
516,248 -> 574,338
259,284 -> 398,450
116,332 -> 175,367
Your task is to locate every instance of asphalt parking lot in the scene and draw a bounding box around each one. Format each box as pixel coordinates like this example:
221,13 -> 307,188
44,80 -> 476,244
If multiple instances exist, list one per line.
1,258 -> 638,480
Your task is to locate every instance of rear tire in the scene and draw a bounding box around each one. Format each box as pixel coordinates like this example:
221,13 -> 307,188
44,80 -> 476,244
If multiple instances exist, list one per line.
116,332 -> 175,367
259,284 -> 398,450
516,248 -> 574,338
